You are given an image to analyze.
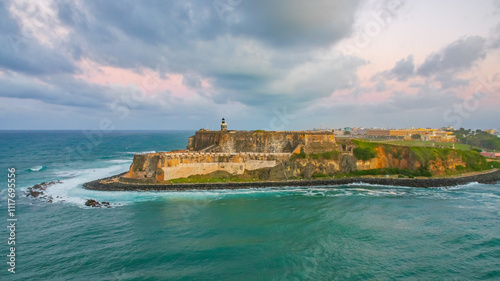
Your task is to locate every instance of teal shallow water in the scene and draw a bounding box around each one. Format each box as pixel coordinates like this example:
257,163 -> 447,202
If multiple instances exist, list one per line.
1,131 -> 499,280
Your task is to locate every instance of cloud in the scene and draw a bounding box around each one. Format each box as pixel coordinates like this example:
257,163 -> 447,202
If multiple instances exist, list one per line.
0,1 -> 76,75
388,55 -> 414,81
232,0 -> 361,48
417,36 -> 486,76
434,73 -> 469,90
375,80 -> 386,92
1,0 -> 498,130
489,23 -> 500,49
0,0 -> 368,125
49,0 -> 366,110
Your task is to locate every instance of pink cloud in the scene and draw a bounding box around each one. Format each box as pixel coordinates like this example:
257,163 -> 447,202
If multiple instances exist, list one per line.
75,59 -> 211,98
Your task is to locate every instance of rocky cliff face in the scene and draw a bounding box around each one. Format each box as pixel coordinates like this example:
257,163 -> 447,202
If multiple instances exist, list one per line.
243,146 -> 469,180
354,144 -> 468,175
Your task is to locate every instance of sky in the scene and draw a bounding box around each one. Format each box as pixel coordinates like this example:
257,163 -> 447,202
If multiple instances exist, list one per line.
0,0 -> 499,131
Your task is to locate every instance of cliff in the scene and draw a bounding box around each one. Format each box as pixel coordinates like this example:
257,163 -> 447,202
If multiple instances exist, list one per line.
122,139 -> 493,183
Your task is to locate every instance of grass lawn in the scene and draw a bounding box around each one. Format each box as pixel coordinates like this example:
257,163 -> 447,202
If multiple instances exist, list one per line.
165,174 -> 260,184
373,140 -> 472,150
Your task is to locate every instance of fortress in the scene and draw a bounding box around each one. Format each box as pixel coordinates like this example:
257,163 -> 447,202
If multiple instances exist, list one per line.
120,119 -> 483,184
187,118 -> 336,154
124,119 -> 337,181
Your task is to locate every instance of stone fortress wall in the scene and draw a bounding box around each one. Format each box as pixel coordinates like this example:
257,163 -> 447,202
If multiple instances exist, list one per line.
187,130 -> 336,154
124,151 -> 292,181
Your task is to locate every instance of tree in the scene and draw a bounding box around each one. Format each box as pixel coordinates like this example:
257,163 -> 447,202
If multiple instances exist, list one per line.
411,134 -> 421,140
344,131 -> 351,135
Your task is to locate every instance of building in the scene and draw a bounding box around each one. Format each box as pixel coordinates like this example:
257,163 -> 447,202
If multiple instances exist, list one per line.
367,128 -> 456,142
484,129 -> 495,135
187,119 -> 336,154
221,118 -> 227,131
480,152 -> 500,159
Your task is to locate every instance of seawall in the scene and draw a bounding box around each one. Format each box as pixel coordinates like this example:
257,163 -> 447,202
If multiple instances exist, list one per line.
83,169 -> 500,191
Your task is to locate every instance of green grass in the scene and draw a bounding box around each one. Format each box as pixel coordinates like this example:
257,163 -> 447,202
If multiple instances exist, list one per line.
377,140 -> 472,150
353,139 -> 492,173
454,129 -> 500,151
166,173 -> 259,184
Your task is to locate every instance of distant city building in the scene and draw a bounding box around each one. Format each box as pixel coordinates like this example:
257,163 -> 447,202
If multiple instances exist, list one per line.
367,128 -> 456,142
480,152 -> 500,159
484,129 -> 495,135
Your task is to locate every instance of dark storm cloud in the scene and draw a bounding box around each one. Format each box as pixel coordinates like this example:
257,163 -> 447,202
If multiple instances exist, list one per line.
0,2 -> 76,76
417,36 -> 486,76
232,0 -> 361,48
373,35 -> 490,92
46,0 -> 365,110
388,55 -> 414,81
370,55 -> 414,87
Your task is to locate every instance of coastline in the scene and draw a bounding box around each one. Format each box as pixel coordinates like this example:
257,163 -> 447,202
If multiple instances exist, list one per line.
83,169 -> 500,191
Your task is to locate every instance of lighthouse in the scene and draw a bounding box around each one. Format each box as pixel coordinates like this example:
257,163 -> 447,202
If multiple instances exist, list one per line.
221,118 -> 227,131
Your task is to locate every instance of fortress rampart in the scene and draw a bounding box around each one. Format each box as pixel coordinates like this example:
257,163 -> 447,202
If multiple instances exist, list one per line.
124,151 -> 291,181
187,130 -> 336,154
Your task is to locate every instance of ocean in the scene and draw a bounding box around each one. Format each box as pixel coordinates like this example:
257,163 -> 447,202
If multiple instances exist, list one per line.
0,130 -> 499,280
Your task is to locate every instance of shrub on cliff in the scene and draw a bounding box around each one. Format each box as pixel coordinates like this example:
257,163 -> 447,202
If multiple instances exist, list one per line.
291,151 -> 306,160
353,147 -> 377,161
456,150 -> 489,171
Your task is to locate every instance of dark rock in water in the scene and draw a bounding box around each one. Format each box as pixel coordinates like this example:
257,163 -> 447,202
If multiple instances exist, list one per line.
26,181 -> 60,198
32,184 -> 44,190
26,180 -> 62,200
85,199 -> 111,208
27,190 -> 42,198
85,199 -> 102,207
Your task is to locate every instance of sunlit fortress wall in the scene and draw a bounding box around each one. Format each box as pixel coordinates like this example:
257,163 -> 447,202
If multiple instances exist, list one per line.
187,130 -> 336,154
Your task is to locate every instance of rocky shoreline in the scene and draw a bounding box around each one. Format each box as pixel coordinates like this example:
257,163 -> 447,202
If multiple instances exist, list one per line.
83,169 -> 500,191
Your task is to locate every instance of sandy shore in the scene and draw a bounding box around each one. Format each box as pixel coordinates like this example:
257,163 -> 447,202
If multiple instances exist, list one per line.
83,169 -> 500,191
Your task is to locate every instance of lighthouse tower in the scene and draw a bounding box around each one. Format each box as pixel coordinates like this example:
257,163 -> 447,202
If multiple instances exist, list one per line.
221,118 -> 227,131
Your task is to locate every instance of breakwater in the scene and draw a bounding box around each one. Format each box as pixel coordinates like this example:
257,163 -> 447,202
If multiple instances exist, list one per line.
83,169 -> 500,191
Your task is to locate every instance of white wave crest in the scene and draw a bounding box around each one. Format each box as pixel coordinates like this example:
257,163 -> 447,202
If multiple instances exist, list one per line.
123,151 -> 156,155
106,159 -> 132,164
29,166 -> 44,172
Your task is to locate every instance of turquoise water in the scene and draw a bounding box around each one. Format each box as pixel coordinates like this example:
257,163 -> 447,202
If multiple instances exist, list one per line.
1,131 -> 499,280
